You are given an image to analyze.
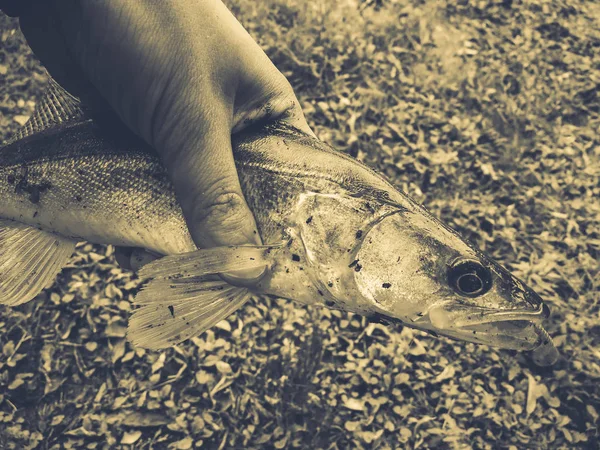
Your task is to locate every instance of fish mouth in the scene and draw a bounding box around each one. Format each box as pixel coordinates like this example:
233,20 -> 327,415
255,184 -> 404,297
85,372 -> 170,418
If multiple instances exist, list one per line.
440,318 -> 546,350
372,302 -> 558,366
425,301 -> 549,330
424,319 -> 559,366
445,303 -> 549,328
422,302 -> 558,365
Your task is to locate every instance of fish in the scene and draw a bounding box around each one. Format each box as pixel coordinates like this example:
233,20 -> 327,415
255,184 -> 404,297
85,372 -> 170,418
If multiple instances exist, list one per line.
0,77 -> 558,366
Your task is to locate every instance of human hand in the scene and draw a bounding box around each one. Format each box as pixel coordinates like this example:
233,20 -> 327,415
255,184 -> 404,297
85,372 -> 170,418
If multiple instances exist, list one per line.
13,0 -> 313,278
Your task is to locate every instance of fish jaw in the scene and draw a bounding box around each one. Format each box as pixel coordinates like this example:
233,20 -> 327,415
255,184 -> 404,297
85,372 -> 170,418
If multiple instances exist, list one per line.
414,302 -> 558,366
418,300 -> 551,350
373,307 -> 558,365
370,288 -> 557,365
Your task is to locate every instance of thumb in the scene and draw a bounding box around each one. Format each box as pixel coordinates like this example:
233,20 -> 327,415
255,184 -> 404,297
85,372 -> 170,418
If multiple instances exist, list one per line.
161,115 -> 265,284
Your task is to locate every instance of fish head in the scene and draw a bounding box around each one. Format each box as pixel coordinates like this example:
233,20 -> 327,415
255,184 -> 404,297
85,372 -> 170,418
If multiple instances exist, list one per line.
261,185 -> 557,365
343,204 -> 556,363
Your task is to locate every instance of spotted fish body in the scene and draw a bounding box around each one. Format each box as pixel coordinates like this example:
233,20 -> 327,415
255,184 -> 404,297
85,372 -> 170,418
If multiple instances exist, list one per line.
0,79 -> 558,366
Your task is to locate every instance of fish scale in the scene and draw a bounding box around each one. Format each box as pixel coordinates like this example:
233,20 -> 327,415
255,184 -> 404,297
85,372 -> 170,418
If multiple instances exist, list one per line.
0,121 -> 194,255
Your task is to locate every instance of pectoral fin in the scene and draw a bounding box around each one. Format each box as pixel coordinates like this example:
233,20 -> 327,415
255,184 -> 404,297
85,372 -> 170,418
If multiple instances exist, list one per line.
0,219 -> 76,306
137,242 -> 282,280
128,242 -> 284,349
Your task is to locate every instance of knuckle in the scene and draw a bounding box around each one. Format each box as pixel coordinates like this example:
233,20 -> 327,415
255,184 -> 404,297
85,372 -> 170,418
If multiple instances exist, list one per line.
194,189 -> 249,230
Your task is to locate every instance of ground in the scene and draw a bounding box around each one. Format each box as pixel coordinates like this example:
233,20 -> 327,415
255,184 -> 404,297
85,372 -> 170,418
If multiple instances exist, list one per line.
0,0 -> 599,449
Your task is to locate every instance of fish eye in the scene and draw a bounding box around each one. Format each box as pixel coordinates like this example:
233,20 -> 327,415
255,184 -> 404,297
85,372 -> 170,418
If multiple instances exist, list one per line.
447,259 -> 492,297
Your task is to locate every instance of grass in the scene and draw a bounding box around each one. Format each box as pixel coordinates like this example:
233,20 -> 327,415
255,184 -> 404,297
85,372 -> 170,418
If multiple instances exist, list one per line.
0,0 -> 599,448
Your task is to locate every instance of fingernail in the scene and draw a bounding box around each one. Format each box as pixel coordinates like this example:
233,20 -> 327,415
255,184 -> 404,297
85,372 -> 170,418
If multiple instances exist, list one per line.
221,265 -> 267,287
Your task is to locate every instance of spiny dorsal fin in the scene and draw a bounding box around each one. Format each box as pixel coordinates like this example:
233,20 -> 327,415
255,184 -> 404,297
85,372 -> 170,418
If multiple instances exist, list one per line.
13,75 -> 87,141
0,219 -> 76,306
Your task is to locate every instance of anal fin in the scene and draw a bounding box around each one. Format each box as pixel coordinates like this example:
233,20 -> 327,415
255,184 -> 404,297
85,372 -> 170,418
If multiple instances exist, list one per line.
0,219 -> 76,306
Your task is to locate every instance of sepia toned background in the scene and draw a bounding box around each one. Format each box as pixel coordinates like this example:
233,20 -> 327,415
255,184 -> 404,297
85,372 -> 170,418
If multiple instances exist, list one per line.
0,0 -> 598,448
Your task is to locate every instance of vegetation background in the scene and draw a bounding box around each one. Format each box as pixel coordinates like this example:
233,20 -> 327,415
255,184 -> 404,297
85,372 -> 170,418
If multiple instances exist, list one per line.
0,0 -> 598,448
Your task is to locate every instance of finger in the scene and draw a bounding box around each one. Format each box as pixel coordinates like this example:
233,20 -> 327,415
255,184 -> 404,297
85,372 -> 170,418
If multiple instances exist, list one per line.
158,109 -> 265,284
19,5 -> 86,96
232,68 -> 316,139
19,4 -> 113,115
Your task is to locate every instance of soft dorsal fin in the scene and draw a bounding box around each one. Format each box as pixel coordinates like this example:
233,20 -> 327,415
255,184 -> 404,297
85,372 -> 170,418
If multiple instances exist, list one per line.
13,75 -> 87,141
0,219 -> 76,306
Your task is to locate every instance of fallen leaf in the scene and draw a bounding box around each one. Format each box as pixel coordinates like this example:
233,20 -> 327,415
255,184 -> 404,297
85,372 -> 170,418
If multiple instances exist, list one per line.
196,370 -> 214,385
105,322 -> 127,338
113,396 -> 128,410
152,353 -> 166,373
409,339 -> 427,356
274,436 -> 288,449
215,320 -> 231,331
173,437 -> 193,449
190,416 -> 205,434
85,342 -> 98,352
121,412 -> 170,428
357,429 -> 384,444
508,365 -> 520,381
112,339 -> 126,363
8,378 -> 24,390
587,405 -> 598,421
526,374 -> 548,416
13,115 -> 29,126
121,430 -> 142,445
394,373 -> 410,384
50,415 -> 65,426
344,397 -> 365,411
344,420 -> 361,431
216,361 -> 232,375
435,365 -> 455,382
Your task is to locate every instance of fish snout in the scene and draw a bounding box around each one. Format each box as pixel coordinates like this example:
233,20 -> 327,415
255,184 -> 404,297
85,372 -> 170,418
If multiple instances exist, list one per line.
521,282 -> 544,308
519,284 -> 550,322
541,302 -> 551,320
